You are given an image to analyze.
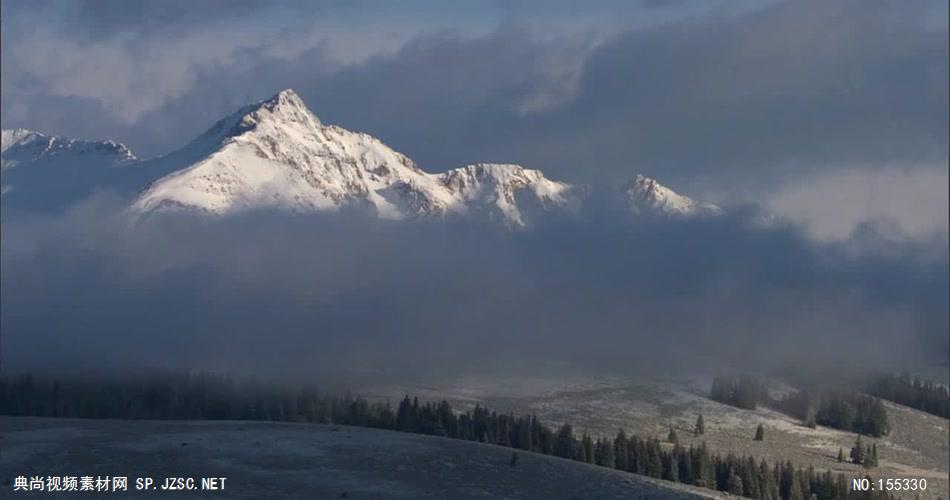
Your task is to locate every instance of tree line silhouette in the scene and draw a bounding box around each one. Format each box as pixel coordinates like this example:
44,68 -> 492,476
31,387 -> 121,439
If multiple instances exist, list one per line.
865,372 -> 949,419
1,373 -> 895,500
710,375 -> 891,437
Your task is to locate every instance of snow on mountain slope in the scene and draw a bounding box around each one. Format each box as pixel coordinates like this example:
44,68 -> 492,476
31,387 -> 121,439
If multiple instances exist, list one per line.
3,90 -> 722,225
438,163 -> 583,226
622,174 -> 721,217
1,128 -> 137,211
1,128 -> 135,169
133,90 -> 439,217
132,90 -> 581,227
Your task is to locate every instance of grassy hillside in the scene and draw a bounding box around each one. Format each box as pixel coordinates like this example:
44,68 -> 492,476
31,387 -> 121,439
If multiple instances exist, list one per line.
1,416 -> 725,499
365,375 -> 949,499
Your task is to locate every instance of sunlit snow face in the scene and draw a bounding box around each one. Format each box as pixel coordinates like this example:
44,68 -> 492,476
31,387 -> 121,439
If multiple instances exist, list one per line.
123,90 -> 586,228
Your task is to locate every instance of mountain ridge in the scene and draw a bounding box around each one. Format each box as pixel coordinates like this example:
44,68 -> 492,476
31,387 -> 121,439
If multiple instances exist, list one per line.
131,89 -> 587,226
1,128 -> 136,169
622,174 -> 721,217
2,89 -> 719,225
0,128 -> 138,208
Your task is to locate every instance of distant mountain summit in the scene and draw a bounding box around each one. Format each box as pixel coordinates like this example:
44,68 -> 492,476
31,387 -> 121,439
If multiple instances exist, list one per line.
132,89 -> 582,226
622,174 -> 721,217
3,89 -> 720,225
1,128 -> 136,210
1,128 -> 136,166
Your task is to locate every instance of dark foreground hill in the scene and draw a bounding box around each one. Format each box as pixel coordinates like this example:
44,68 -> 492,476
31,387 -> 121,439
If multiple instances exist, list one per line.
1,416 -> 726,499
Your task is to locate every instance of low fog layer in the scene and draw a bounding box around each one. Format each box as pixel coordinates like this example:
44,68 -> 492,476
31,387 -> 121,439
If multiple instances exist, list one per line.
2,194 -> 946,384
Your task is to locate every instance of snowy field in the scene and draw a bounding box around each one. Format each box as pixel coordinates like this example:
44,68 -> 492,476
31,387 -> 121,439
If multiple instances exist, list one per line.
1,416 -> 726,499
365,374 -> 950,499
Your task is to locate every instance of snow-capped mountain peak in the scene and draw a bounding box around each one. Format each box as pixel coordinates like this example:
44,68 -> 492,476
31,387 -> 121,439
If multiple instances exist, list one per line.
132,89 -> 580,227
133,89 -> 442,216
438,163 -> 583,226
622,174 -> 720,216
1,128 -> 138,210
171,89 -> 322,160
1,128 -> 136,169
2,128 -> 39,153
3,91 -> 725,226
232,88 -> 322,137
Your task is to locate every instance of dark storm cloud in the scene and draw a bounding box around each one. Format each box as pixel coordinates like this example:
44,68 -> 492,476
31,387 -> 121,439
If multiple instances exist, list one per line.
2,198 -> 946,381
3,0 -> 944,187
292,0 -> 947,186
2,0 -> 346,39
553,0 -> 948,185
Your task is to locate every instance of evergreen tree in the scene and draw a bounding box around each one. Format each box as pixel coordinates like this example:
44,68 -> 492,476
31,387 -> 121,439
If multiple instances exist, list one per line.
788,474 -> 804,500
863,397 -> 890,437
709,375 -> 762,409
739,456 -> 762,498
761,460 -> 779,500
778,461 -> 795,499
669,450 -> 680,483
775,386 -> 891,437
646,439 -> 663,478
668,426 -> 678,444
863,443 -> 879,469
753,423 -> 764,441
695,414 -> 705,435
554,423 -> 575,459
837,448 -> 844,463
727,469 -> 744,496
867,372 -> 950,419
601,438 -> 615,468
663,449 -> 681,482
581,433 -> 594,463
678,447 -> 693,485
613,429 -> 628,471
396,395 -> 414,432
710,376 -> 730,403
735,375 -> 762,409
850,435 -> 866,464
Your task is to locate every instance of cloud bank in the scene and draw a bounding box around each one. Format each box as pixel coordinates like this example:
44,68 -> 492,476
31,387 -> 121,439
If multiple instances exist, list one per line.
2,197 -> 945,382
